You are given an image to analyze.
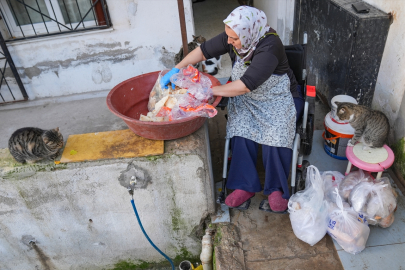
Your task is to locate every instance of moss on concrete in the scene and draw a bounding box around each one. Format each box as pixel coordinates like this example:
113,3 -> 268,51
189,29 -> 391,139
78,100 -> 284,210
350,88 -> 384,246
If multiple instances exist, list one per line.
213,225 -> 222,246
145,155 -> 164,162
0,148 -> 67,180
174,247 -> 199,264
392,138 -> 405,179
110,247 -> 199,270
167,178 -> 187,233
112,260 -> 156,270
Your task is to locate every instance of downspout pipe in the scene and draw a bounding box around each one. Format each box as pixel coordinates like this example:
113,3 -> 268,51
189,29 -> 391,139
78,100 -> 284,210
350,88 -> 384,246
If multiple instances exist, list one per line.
177,0 -> 189,56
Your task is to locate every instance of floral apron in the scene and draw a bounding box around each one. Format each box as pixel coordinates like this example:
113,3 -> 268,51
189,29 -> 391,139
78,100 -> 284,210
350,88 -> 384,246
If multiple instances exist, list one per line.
226,60 -> 296,149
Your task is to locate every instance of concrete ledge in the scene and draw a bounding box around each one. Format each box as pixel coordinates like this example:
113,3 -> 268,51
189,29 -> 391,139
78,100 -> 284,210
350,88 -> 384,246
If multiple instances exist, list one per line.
0,125 -> 215,269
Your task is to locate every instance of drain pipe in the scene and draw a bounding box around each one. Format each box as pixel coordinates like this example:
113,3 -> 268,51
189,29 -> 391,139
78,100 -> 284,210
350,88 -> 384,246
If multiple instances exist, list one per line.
200,229 -> 213,270
177,0 -> 189,56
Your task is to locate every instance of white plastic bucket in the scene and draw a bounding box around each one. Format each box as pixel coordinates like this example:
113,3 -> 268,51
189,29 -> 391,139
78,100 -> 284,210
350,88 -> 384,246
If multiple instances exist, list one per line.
331,95 -> 358,121
323,112 -> 355,160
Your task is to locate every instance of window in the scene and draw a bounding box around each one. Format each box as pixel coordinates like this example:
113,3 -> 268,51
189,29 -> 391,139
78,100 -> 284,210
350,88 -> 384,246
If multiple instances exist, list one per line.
0,0 -> 110,41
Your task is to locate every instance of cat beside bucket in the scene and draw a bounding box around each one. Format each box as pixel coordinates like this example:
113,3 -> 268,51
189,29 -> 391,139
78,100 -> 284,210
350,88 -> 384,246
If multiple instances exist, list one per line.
323,95 -> 390,160
323,95 -> 357,160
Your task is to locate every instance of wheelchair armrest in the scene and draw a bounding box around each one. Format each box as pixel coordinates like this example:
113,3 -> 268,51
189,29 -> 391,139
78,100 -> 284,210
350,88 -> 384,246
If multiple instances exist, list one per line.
216,97 -> 229,110
305,85 -> 316,115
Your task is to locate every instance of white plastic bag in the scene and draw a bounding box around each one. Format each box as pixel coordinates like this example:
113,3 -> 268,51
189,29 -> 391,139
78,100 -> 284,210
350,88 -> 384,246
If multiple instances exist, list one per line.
327,189 -> 370,255
288,165 -> 328,246
338,170 -> 372,201
349,177 -> 397,223
322,171 -> 345,203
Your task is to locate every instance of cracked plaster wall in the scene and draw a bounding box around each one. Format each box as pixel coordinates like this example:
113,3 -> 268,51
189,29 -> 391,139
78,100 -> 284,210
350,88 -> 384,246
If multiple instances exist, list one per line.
6,0 -> 195,99
255,0 -> 295,45
361,0 -> 405,142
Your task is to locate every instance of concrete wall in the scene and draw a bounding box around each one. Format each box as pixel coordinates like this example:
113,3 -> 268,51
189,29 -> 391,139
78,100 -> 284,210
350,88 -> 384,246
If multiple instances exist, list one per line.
0,127 -> 215,269
5,0 -> 194,100
362,0 -> 405,142
255,0 -> 295,45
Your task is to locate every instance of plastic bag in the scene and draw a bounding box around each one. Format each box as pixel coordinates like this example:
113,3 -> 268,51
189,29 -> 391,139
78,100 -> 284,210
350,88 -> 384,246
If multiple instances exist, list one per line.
327,189 -> 370,255
170,65 -> 213,102
288,165 -> 329,246
142,66 -> 217,122
349,177 -> 397,223
338,170 -> 372,201
322,171 -> 345,203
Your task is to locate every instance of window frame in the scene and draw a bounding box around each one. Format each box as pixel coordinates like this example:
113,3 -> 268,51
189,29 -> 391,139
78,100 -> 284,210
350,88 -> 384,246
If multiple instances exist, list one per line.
0,0 -> 110,41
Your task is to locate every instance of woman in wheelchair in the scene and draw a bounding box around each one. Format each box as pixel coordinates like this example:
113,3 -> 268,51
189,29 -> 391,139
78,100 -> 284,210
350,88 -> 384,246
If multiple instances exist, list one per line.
161,6 -> 305,212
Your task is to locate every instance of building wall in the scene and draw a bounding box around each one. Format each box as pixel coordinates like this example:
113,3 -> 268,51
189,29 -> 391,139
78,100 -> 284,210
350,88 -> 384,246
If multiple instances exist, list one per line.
5,0 -> 194,100
255,0 -> 295,45
362,0 -> 405,142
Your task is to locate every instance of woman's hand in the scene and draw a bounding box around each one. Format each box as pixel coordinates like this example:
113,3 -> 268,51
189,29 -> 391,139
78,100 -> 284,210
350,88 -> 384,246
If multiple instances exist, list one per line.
212,80 -> 250,97
160,68 -> 180,89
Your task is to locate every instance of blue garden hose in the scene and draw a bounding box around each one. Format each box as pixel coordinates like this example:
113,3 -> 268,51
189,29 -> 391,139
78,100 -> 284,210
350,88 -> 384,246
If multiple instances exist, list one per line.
130,199 -> 175,270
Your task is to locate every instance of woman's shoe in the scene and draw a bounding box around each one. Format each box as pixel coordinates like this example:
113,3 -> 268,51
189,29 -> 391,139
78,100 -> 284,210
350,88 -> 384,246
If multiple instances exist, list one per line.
268,191 -> 288,212
225,189 -> 255,208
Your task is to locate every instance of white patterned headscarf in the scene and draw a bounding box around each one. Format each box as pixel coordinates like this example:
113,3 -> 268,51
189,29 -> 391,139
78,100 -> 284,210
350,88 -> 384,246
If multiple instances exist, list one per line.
223,6 -> 270,61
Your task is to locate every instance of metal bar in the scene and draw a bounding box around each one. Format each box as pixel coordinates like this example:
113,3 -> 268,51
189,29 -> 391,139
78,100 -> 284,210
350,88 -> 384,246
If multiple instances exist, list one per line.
48,0 -> 61,32
74,0 -> 99,30
0,60 -> 16,100
176,0 -> 188,56
89,0 -> 97,26
6,0 -> 26,37
0,8 -> 13,37
0,98 -> 30,105
61,0 -> 73,29
74,0 -> 85,28
0,92 -> 5,102
5,25 -> 109,42
0,31 -> 28,99
35,0 -> 49,34
15,0 -> 72,30
21,0 -> 37,35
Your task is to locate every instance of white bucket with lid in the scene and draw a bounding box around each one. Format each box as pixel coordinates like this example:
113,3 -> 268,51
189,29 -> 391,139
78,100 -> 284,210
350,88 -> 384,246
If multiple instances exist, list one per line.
331,95 -> 358,121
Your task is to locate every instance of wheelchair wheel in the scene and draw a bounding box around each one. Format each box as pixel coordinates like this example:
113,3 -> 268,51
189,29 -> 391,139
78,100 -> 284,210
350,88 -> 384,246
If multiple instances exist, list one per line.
296,160 -> 310,192
302,114 -> 314,156
295,171 -> 305,192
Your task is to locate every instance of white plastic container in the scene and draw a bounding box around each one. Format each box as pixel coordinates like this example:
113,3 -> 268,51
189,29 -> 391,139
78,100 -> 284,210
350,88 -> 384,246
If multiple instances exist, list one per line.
331,95 -> 358,121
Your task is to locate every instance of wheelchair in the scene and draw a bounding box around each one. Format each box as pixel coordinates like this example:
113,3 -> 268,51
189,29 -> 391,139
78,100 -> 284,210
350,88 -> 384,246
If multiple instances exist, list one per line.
215,44 -> 316,212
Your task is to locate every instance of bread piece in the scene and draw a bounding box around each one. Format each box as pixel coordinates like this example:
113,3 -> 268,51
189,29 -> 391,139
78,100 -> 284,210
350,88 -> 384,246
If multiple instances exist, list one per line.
140,114 -> 152,121
379,212 -> 395,228
165,96 -> 177,109
152,96 -> 169,114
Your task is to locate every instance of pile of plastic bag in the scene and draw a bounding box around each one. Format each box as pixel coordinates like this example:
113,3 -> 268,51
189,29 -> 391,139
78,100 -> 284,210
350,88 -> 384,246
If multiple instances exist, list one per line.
140,65 -> 217,122
289,167 -> 398,255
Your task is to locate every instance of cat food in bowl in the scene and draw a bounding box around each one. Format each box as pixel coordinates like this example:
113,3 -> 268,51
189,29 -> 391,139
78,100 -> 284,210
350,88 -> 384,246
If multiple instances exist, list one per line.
106,71 -> 222,140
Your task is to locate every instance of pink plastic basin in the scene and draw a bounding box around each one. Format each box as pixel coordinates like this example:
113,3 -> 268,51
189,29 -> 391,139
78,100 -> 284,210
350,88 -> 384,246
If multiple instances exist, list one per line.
106,71 -> 222,140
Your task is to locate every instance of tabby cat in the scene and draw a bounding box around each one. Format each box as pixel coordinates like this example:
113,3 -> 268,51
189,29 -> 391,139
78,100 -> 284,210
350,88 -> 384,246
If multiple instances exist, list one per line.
8,127 -> 64,163
174,35 -> 206,67
335,102 -> 389,149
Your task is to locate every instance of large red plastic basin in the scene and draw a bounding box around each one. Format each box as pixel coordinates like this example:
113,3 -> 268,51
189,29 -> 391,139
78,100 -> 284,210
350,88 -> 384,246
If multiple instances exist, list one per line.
106,71 -> 222,140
